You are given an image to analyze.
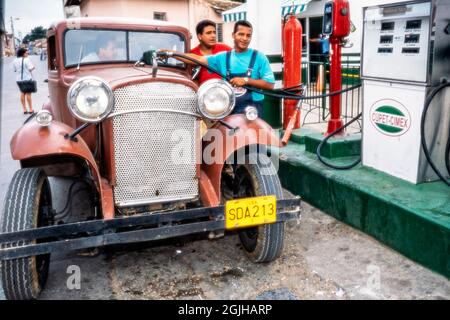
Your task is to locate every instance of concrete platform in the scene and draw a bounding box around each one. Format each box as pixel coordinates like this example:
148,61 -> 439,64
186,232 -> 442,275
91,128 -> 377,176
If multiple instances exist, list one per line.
277,129 -> 450,278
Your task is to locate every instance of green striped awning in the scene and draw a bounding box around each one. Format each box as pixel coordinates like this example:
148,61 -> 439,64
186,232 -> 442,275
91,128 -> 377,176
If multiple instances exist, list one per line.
281,0 -> 309,16
222,3 -> 247,23
223,11 -> 247,23
222,1 -> 310,23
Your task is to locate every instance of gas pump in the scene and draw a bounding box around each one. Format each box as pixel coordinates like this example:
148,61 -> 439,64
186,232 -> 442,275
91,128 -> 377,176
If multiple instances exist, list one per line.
322,0 -> 351,135
361,0 -> 450,184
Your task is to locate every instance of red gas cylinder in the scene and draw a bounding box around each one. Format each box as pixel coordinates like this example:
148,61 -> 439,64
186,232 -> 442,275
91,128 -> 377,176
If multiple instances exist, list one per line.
283,15 -> 302,130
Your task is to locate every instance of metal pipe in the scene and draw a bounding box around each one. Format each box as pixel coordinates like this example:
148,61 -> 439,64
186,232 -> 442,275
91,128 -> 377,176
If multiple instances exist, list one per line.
327,37 -> 344,135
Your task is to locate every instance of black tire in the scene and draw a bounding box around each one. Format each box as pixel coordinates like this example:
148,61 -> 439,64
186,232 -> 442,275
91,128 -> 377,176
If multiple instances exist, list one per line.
1,168 -> 53,300
225,152 -> 285,263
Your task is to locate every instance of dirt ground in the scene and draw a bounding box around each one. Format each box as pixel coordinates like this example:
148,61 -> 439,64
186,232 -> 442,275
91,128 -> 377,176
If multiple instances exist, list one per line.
36,186 -> 450,300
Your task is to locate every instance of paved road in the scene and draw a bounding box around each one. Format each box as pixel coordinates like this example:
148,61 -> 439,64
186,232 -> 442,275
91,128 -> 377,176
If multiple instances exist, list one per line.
0,56 -> 449,300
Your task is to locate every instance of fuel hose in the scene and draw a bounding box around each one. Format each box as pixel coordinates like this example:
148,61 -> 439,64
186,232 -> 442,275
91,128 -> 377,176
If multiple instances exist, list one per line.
158,51 -> 364,170
420,81 -> 450,187
159,51 -> 362,100
316,113 -> 362,170
446,125 -> 450,177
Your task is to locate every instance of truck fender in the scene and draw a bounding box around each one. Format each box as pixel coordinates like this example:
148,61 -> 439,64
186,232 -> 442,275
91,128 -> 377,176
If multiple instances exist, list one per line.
10,120 -> 114,219
200,114 -> 281,206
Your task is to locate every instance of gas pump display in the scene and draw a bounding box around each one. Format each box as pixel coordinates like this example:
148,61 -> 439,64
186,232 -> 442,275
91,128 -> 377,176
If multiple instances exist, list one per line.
323,3 -> 333,35
362,1 -> 431,83
322,0 -> 350,38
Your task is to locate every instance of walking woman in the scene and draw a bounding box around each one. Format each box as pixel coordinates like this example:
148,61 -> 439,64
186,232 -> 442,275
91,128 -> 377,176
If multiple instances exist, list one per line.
13,48 -> 36,114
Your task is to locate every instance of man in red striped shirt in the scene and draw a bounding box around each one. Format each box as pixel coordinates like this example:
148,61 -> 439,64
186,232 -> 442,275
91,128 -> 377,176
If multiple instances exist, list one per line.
190,20 -> 231,85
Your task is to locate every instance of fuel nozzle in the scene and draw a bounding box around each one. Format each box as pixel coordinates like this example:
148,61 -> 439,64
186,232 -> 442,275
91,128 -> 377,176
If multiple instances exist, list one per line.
341,37 -> 353,48
156,50 -> 174,57
140,50 -> 156,65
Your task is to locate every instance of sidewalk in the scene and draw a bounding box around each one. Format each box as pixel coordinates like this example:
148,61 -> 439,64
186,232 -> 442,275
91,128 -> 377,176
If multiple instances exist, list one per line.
0,55 -> 50,299
1,55 -> 49,203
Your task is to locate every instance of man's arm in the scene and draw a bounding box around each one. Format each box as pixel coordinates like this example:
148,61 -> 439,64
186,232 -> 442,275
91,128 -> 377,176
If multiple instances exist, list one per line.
229,78 -> 274,90
230,52 -> 275,90
168,52 -> 208,66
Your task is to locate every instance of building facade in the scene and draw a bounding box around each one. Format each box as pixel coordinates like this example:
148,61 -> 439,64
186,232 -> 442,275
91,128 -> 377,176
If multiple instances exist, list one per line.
220,0 -> 415,58
298,0 -> 414,57
63,0 -> 241,47
1,34 -> 15,57
1,10 -> 15,57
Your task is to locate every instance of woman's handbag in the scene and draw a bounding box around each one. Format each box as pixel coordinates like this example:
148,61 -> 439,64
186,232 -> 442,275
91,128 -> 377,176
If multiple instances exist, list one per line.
17,58 -> 37,93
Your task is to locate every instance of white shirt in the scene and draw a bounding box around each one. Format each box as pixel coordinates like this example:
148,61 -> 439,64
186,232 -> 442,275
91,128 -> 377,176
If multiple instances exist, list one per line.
13,57 -> 34,81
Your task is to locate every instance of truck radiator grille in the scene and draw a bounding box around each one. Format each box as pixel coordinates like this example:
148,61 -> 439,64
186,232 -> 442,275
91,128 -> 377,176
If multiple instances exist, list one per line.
112,82 -> 198,207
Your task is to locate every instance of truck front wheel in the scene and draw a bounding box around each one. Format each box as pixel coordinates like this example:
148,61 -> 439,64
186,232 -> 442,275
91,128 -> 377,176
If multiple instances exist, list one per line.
223,152 -> 285,263
1,168 -> 53,300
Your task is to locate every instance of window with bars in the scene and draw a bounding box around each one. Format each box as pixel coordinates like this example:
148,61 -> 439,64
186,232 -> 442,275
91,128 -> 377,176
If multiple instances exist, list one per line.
153,12 -> 167,21
216,23 -> 223,43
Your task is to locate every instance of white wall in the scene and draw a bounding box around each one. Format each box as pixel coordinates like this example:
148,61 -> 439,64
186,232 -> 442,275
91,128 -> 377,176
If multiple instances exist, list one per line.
246,0 -> 282,55
302,0 -> 327,16
189,0 -> 232,47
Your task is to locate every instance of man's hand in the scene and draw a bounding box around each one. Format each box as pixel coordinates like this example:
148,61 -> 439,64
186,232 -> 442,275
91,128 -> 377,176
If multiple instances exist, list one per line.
229,77 -> 275,91
230,77 -> 247,87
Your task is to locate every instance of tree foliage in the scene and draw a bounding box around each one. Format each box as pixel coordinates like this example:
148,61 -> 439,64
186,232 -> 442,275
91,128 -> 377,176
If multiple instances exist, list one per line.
22,26 -> 47,44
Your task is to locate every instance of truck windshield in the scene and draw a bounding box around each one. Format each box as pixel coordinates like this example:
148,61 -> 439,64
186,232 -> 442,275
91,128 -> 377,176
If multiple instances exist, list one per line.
64,29 -> 186,68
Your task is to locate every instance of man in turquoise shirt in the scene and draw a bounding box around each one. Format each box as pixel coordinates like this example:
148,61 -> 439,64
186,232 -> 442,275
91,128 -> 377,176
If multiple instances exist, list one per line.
173,20 -> 275,116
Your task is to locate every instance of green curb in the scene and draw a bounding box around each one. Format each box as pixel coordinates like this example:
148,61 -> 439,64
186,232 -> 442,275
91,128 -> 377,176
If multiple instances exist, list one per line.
305,133 -> 362,158
290,128 -> 321,145
277,143 -> 450,278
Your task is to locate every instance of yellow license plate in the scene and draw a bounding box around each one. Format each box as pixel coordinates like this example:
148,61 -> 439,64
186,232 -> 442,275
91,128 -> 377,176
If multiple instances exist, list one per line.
225,195 -> 277,230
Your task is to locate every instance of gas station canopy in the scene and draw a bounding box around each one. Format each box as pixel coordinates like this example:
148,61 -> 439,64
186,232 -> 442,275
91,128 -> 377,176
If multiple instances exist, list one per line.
222,0 -> 311,22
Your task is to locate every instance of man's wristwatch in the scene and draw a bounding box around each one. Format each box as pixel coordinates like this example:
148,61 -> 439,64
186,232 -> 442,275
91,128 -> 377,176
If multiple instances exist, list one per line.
244,77 -> 249,84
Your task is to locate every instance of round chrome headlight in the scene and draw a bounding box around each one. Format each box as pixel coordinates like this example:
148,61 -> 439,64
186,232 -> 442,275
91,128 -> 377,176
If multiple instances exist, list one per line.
67,76 -> 114,123
198,79 -> 235,120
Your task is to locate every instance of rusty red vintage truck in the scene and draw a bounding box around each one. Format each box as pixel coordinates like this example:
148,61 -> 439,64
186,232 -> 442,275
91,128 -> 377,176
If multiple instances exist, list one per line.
0,18 -> 301,300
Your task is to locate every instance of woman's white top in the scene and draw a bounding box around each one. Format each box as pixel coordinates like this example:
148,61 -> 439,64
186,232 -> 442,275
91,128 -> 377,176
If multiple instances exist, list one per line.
13,57 -> 34,81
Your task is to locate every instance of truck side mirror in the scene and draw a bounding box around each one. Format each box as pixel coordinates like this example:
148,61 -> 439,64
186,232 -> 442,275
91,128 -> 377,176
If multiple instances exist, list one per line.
142,50 -> 156,66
